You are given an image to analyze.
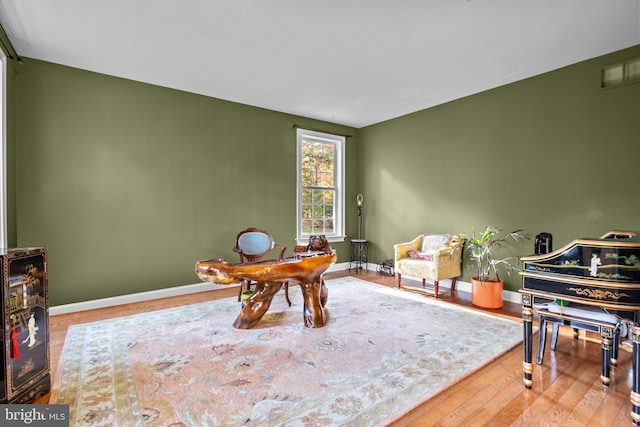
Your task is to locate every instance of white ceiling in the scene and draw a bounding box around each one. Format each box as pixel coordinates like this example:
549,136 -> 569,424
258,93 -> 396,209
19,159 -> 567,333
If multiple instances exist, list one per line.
1,1 -> 639,128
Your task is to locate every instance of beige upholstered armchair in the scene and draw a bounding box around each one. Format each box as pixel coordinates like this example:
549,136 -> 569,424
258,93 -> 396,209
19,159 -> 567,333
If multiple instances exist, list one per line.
394,233 -> 465,298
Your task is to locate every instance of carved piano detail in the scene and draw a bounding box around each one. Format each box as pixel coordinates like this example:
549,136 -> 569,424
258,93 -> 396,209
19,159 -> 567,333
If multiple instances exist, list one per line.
566,287 -> 631,301
520,231 -> 640,425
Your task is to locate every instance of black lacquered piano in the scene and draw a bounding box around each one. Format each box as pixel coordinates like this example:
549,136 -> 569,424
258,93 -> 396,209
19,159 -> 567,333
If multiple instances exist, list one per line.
520,231 -> 640,425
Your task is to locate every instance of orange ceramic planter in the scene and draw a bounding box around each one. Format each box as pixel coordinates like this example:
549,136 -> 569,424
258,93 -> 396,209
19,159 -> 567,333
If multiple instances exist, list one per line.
471,278 -> 504,309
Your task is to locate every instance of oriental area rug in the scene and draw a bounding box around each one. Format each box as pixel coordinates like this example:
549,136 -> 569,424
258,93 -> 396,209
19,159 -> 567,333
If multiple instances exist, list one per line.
51,276 -> 523,426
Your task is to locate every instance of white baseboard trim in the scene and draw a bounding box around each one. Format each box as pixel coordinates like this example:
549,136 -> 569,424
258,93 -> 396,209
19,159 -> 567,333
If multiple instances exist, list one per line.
49,262 -> 520,316
49,282 -> 238,316
386,272 -> 522,305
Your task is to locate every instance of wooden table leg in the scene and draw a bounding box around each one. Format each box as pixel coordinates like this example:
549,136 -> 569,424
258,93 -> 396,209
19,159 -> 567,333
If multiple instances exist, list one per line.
233,282 -> 282,329
522,293 -> 534,389
300,279 -> 329,328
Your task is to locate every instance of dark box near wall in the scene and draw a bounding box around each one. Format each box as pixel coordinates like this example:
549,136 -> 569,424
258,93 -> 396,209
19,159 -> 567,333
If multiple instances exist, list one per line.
0,247 -> 50,403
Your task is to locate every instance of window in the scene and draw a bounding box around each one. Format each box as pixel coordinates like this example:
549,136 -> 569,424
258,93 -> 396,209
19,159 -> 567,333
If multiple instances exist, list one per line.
601,56 -> 640,88
296,128 -> 345,244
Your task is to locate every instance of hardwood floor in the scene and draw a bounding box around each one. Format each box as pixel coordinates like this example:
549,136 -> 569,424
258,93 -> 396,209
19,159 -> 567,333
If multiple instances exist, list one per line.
40,270 -> 634,426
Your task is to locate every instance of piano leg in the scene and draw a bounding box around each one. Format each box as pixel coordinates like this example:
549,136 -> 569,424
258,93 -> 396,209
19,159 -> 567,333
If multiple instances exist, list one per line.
631,325 -> 640,425
522,293 -> 534,389
600,326 -> 613,386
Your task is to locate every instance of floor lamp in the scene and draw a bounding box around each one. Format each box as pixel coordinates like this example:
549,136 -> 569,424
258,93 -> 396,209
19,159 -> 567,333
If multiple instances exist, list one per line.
356,194 -> 364,239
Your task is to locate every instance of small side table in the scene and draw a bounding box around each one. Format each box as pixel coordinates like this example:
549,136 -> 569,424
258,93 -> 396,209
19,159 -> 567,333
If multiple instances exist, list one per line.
349,239 -> 368,271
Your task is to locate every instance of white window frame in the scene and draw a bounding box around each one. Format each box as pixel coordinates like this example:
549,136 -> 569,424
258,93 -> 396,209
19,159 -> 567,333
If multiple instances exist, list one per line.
296,128 -> 345,245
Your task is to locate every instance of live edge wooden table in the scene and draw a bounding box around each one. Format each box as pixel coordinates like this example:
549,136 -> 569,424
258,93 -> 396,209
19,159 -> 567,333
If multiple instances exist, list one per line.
195,251 -> 337,329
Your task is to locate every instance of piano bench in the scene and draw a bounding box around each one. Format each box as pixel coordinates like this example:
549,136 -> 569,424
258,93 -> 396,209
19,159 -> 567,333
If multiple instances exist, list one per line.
536,304 -> 627,386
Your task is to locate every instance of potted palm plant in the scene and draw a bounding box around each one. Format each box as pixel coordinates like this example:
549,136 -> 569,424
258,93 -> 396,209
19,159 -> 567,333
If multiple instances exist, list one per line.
465,226 -> 529,308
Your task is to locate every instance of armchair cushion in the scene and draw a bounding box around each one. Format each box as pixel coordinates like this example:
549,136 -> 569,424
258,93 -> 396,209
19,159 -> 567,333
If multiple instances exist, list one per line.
408,250 -> 434,261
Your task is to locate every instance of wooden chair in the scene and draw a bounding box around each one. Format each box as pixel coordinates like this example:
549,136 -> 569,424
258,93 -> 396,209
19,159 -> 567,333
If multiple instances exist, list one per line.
233,227 -> 291,306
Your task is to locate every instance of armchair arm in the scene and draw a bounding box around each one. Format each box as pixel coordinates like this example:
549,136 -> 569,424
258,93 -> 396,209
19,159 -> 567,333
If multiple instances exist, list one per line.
394,235 -> 423,261
434,235 -> 466,266
275,244 -> 286,260
449,235 -> 466,259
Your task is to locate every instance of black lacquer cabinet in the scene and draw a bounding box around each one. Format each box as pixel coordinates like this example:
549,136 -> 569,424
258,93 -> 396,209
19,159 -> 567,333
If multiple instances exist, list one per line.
0,247 -> 50,403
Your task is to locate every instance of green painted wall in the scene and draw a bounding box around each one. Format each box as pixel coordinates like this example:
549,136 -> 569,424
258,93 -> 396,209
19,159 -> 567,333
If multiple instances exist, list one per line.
12,59 -> 359,305
7,45 -> 640,303
5,57 -> 17,247
359,44 -> 640,291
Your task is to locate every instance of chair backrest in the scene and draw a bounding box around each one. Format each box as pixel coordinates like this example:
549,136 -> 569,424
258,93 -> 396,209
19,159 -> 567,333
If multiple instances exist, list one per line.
233,228 -> 285,262
421,234 -> 451,254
